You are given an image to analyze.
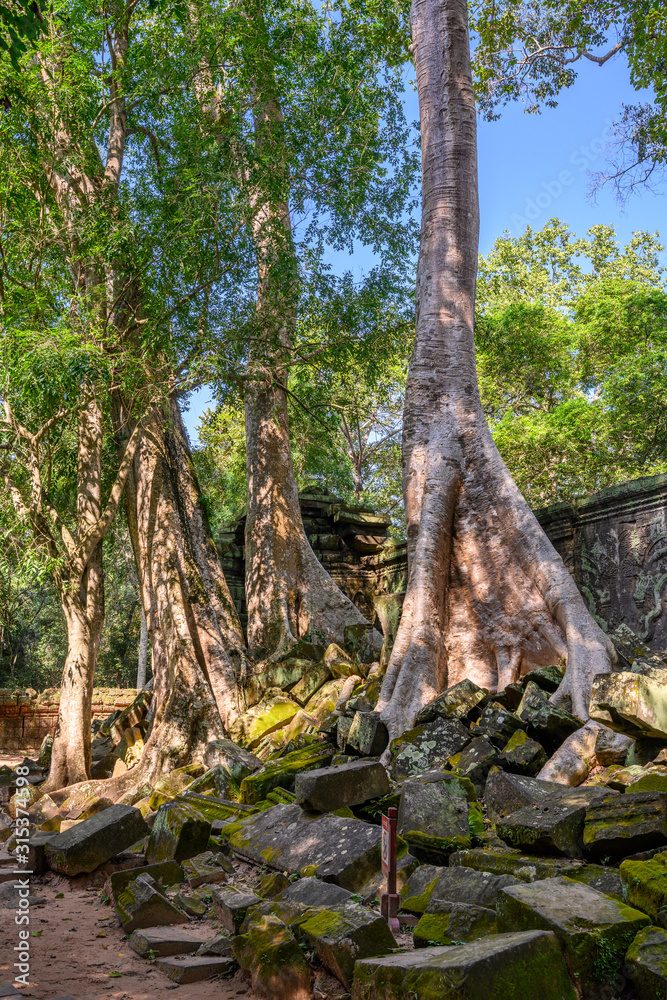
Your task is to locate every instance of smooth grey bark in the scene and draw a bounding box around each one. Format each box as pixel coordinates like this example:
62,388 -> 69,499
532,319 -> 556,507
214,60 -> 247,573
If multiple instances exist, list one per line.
241,11 -> 380,662
376,0 -> 616,743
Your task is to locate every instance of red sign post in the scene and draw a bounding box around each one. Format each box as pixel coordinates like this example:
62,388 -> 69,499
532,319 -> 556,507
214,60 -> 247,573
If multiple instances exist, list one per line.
380,806 -> 400,933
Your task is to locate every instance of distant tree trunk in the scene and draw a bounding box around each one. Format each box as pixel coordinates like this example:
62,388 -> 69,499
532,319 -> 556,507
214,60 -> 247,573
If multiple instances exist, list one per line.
376,0 -> 615,742
136,603 -> 148,689
243,9 -> 380,661
44,400 -> 105,790
110,394 -> 247,783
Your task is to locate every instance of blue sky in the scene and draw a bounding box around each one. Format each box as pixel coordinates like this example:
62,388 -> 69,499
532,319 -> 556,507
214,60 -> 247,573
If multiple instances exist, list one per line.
182,51 -> 666,442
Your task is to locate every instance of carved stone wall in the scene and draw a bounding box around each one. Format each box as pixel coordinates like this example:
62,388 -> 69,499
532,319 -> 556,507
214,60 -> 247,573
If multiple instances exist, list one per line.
217,473 -> 667,648
0,688 -> 138,753
535,473 -> 667,648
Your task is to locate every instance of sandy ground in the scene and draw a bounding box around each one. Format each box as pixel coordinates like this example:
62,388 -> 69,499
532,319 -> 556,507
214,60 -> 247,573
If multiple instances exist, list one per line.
0,867 -> 350,1000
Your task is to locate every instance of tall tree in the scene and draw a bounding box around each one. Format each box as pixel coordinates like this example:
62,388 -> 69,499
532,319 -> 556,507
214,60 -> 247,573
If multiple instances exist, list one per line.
376,0 -> 616,742
190,0 -> 416,660
0,0 -> 249,793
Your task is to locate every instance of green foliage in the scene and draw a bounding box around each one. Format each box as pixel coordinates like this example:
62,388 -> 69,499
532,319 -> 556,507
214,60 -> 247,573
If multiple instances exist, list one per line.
477,219 -> 667,507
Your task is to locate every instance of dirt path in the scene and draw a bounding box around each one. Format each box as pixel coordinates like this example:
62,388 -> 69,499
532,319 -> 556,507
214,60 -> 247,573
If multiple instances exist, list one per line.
0,873 -> 345,1000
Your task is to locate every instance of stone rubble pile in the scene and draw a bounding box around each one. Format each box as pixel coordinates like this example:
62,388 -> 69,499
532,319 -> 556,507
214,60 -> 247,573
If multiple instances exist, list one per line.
3,623 -> 667,997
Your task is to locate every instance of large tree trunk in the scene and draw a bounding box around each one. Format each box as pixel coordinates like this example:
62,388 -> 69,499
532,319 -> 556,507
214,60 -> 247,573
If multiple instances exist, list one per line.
110,394 -> 247,785
376,0 -> 615,742
243,21 -> 380,661
44,401 -> 105,791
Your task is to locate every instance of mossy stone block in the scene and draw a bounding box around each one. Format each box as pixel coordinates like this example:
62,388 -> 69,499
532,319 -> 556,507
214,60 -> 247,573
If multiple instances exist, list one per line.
415,679 -> 488,726
233,913 -> 312,1000
352,929 -> 576,1000
211,884 -> 262,932
498,729 -> 548,777
300,900 -> 397,988
145,801 -> 211,864
238,743 -> 334,805
497,875 -> 651,999
413,900 -> 497,947
44,804 -> 148,876
583,791 -> 667,860
625,925 -> 667,1000
620,852 -> 667,921
115,873 -> 190,932
497,795 -> 589,859
389,717 -> 469,780
228,803 -> 382,890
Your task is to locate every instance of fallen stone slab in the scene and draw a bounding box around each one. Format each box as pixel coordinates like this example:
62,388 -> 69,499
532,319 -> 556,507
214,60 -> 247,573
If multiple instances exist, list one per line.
182,850 -> 229,888
590,670 -> 667,740
497,793 -> 591,858
470,702 -> 525,747
196,932 -> 234,956
228,803 -> 383,890
277,876 -> 352,908
401,863 -> 520,914
233,913 -> 312,1000
568,863 -> 624,900
497,876 -> 650,999
449,846 -> 594,882
145,801 -> 211,864
0,880 -> 46,908
107,860 -> 185,906
238,743 -> 335,805
620,851 -> 667,922
155,954 -> 236,984
389,717 -> 470,781
44,804 -> 148,876
448,736 -> 497,793
128,926 -> 208,957
116,873 -> 190,932
498,730 -> 548,776
517,681 -> 581,750
484,769 -> 613,823
397,778 -> 470,862
415,679 -> 488,726
352,929 -> 576,1000
346,711 -> 389,756
413,899 -> 497,947
295,759 -> 389,812
301,900 -> 397,989
211,884 -> 262,932
625,925 -> 667,1000
584,791 -> 667,860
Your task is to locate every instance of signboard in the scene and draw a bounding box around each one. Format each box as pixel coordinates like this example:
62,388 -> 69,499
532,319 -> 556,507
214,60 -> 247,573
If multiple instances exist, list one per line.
381,813 -> 391,876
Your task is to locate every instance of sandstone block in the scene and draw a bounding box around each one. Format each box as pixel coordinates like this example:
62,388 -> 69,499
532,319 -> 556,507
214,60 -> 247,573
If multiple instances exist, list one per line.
276,876 -> 351,908
128,925 -> 207,957
625,926 -> 667,1000
44,804 -> 148,875
233,913 -> 312,1000
155,955 -> 236,984
389,717 -> 469,780
498,730 -> 548,776
300,900 -> 397,988
228,803 -> 382,890
413,899 -> 497,947
116,873 -> 190,932
211,884 -> 262,932
583,791 -> 667,860
398,778 -> 470,862
497,875 -> 650,999
352,929 -> 576,1000
295,760 -> 389,812
145,801 -> 211,864
415,679 -> 487,726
